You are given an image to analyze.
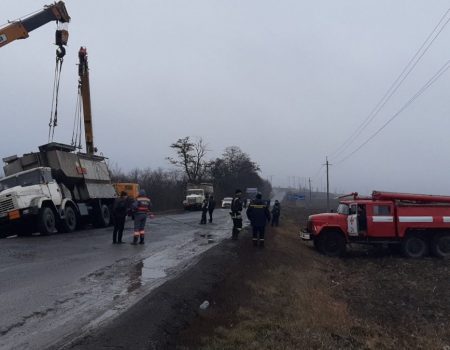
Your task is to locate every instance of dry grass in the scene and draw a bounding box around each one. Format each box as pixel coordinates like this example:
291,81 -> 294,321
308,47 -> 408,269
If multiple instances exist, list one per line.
177,203 -> 450,350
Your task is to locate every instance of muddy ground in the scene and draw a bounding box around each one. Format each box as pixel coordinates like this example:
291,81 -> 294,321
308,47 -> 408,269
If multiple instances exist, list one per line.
66,203 -> 450,350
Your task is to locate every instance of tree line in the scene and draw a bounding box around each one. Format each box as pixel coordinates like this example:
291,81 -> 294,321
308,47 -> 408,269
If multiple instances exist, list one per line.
110,136 -> 272,211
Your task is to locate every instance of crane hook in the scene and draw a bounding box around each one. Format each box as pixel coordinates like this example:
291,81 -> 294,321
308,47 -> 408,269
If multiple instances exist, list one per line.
56,45 -> 66,59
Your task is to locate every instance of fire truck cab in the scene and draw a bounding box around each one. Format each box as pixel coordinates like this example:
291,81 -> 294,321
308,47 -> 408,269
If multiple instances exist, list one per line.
301,191 -> 450,258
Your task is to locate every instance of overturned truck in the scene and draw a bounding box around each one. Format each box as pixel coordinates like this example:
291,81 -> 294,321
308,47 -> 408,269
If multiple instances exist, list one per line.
0,143 -> 116,237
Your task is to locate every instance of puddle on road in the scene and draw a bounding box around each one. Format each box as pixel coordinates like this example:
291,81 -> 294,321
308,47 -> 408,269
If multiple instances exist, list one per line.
124,228 -> 228,295
127,255 -> 171,292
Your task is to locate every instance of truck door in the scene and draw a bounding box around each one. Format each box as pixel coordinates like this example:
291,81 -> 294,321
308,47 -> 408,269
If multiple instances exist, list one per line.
347,203 -> 358,236
42,170 -> 62,206
370,203 -> 395,237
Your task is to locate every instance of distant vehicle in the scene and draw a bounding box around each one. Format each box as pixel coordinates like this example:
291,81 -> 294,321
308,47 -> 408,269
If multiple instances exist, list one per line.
113,183 -> 139,199
183,183 -> 214,210
221,197 -> 233,208
245,187 -> 258,203
301,191 -> 450,259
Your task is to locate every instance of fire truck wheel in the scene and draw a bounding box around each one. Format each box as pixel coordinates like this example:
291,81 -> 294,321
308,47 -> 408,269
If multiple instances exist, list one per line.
318,231 -> 346,257
401,235 -> 428,258
313,237 -> 320,250
38,207 -> 56,235
431,234 -> 450,259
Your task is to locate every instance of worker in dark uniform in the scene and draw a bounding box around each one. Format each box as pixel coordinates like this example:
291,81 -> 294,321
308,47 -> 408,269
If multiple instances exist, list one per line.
357,205 -> 367,233
230,189 -> 243,240
200,196 -> 208,224
246,193 -> 271,247
112,191 -> 128,244
132,189 -> 152,245
208,195 -> 216,223
271,200 -> 281,227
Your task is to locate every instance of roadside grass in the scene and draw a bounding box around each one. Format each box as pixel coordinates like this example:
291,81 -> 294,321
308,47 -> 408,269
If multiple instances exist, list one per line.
177,203 -> 450,350
179,204 -> 361,349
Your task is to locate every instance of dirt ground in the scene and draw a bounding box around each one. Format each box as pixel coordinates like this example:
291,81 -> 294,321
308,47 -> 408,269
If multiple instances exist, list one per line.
175,203 -> 450,350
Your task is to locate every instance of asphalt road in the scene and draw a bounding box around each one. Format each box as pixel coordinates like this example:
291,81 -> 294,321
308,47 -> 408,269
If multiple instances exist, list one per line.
0,208 -> 234,350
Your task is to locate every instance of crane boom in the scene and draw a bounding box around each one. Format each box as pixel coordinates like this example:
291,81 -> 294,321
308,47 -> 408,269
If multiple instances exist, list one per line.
0,1 -> 70,48
78,47 -> 96,156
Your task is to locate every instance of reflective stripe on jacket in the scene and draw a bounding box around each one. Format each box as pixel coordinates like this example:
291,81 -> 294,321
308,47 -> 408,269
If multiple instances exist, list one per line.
133,196 -> 151,213
246,199 -> 271,226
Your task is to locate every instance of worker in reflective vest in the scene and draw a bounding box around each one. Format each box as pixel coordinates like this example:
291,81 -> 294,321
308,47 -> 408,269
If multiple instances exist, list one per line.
132,189 -> 152,245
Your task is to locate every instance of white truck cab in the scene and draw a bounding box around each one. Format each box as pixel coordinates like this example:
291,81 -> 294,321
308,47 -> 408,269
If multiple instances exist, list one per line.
0,167 -> 67,236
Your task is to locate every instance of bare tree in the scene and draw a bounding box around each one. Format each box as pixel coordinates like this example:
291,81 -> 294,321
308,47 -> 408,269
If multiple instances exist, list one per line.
167,136 -> 210,183
210,146 -> 272,199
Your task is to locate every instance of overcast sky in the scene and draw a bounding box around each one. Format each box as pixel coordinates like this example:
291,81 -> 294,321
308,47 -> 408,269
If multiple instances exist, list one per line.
1,1 -> 450,195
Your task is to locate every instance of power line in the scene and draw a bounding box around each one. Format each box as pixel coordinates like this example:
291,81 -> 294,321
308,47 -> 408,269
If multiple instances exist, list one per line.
309,164 -> 324,182
328,7 -> 450,161
334,60 -> 450,165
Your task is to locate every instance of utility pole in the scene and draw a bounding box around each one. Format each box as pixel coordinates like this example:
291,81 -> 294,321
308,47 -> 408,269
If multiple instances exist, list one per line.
326,157 -> 330,212
308,177 -> 312,200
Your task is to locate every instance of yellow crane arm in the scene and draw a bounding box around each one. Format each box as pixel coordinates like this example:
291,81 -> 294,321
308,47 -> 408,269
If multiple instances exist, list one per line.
0,1 -> 70,48
78,47 -> 96,156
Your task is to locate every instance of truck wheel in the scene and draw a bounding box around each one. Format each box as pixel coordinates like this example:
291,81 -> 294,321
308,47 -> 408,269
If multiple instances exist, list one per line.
431,234 -> 450,259
95,204 -> 111,228
60,206 -> 77,233
313,237 -> 320,250
318,231 -> 346,257
401,235 -> 428,258
38,207 -> 56,235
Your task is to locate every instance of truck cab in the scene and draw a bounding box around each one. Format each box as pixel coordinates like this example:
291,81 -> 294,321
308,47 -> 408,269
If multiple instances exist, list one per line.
183,183 -> 214,210
337,200 -> 395,238
0,167 -> 62,236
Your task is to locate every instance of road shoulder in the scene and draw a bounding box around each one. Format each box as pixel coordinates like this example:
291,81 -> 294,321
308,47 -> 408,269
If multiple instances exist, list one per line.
60,237 -> 241,350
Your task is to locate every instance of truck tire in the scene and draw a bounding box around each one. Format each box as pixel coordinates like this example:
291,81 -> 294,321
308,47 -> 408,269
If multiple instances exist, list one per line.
95,204 -> 111,228
38,207 -> 56,235
431,233 -> 450,259
59,206 -> 77,233
313,237 -> 320,250
401,235 -> 428,258
318,231 -> 346,257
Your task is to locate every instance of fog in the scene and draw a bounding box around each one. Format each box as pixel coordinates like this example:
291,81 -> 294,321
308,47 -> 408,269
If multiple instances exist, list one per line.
1,1 -> 450,195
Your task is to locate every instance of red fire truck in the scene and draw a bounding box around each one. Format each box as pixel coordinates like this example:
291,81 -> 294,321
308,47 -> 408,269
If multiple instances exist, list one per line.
301,191 -> 450,258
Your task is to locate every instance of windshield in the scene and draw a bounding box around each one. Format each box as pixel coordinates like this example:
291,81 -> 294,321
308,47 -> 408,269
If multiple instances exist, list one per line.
187,189 -> 204,196
337,203 -> 349,215
223,197 -> 232,201
0,169 -> 51,192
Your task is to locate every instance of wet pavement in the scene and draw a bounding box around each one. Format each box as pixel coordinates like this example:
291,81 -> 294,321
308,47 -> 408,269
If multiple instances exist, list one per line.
0,209 -> 233,350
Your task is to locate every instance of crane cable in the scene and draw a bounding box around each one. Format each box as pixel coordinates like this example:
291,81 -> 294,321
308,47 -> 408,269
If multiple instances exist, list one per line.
71,82 -> 83,150
48,53 -> 64,142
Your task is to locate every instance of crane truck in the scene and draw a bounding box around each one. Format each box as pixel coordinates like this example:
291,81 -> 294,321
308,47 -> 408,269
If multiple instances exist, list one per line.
301,191 -> 450,259
0,46 -> 118,237
0,2 -> 70,52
